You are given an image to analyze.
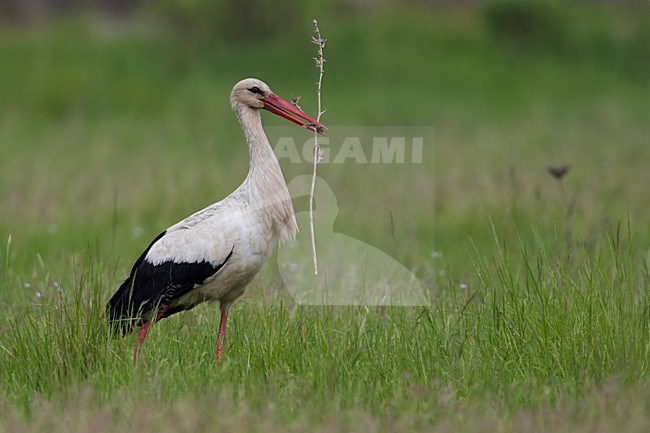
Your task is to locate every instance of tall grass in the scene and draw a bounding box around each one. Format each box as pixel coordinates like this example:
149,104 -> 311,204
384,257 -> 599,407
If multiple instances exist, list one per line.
1,223 -> 647,423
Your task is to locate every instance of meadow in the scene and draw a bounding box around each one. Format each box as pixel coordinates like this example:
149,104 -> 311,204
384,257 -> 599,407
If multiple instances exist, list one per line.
1,2 -> 649,431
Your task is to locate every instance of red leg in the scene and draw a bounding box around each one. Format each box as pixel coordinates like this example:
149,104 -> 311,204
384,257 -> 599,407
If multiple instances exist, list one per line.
132,306 -> 167,367
133,320 -> 152,366
214,306 -> 230,364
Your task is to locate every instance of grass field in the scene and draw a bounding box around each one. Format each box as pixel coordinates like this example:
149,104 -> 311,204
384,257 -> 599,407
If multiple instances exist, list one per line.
1,3 -> 649,432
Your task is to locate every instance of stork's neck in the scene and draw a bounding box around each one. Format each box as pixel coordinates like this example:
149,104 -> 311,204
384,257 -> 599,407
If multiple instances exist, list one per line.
236,107 -> 282,187
235,105 -> 297,242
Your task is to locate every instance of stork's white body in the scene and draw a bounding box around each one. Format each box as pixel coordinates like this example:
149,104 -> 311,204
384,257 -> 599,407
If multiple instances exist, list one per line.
148,137 -> 298,311
107,78 -> 322,365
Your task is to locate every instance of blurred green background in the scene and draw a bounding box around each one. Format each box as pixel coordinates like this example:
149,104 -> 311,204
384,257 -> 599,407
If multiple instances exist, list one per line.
1,0 -> 648,281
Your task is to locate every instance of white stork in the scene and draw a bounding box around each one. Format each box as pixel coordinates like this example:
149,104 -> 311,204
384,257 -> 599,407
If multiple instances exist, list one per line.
108,78 -> 326,365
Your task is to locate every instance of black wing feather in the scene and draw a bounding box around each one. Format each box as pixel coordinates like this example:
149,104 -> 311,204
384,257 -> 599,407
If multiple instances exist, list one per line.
107,230 -> 233,334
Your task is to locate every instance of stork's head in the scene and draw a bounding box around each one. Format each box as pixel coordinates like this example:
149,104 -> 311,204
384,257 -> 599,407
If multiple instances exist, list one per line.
230,78 -> 326,134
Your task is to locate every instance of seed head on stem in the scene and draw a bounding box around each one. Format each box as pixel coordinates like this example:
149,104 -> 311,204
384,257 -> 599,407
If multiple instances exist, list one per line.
309,19 -> 326,276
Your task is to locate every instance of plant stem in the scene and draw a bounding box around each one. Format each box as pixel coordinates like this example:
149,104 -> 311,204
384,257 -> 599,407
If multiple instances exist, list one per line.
309,19 -> 326,276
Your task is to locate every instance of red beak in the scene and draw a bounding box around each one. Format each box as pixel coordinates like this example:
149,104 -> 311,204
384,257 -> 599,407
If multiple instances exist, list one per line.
262,93 -> 327,134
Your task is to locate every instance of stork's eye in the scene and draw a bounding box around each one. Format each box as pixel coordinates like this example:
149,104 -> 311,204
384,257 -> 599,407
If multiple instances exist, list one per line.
249,86 -> 263,95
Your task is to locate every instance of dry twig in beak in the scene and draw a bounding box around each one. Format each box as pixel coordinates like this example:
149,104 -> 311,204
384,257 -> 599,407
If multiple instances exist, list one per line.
309,18 -> 326,276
